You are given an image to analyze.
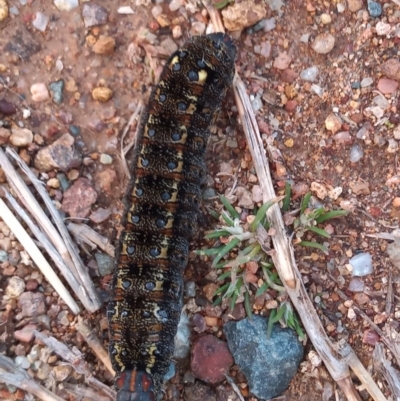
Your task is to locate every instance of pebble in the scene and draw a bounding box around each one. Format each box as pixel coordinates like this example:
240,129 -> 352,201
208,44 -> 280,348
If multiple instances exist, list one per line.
14,324 -> 37,343
172,25 -> 182,39
34,133 -> 82,172
10,127 -> 33,147
0,99 -> 16,115
30,83 -> 50,102
300,66 -> 319,82
0,0 -> 8,21
53,365 -> 72,381
311,181 -> 327,200
373,94 -> 389,110
89,207 -> 112,223
251,96 -> 263,112
190,21 -> 205,35
376,21 -> 391,36
394,125 -> 400,140
95,252 -> 114,276
367,0 -> 382,17
311,33 -> 335,54
117,6 -> 134,14
387,138 -> 399,154
221,0 -> 266,31
348,0 -> 363,12
37,362 -> 52,380
224,316 -> 303,400
169,0 -> 181,12
348,277 -> 365,292
337,3 -> 345,12
203,187 -> 216,199
349,144 -> 364,162
100,153 -> 113,164
363,329 -> 380,346
69,125 -> 80,136
57,310 -> 70,326
6,276 -> 25,298
185,281 -> 196,298
32,11 -> 49,31
174,313 -> 191,359
381,59 -> 400,82
82,3 -> 108,28
325,113 -> 342,134
252,185 -> 263,203
61,177 -> 97,218
377,78 -> 399,94
360,77 -> 373,87
266,0 -> 284,11
350,253 -> 373,276
18,292 -> 46,317
320,13 -> 331,24
273,51 -> 291,70
49,80 -> 64,104
92,87 -> 113,102
47,178 -> 60,189
191,335 -> 233,383
15,356 -> 30,370
93,35 -> 115,55
54,0 -> 79,11
311,84 -> 324,97
333,131 -> 352,144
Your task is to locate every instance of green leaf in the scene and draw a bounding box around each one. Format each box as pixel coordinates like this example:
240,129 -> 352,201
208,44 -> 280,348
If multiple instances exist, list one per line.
282,182 -> 291,212
214,0 -> 232,10
300,192 -> 312,215
214,283 -> 230,296
220,195 -> 240,219
315,209 -> 349,224
299,241 -> 328,254
266,309 -> 277,338
221,210 -> 235,226
205,230 -> 231,239
195,247 -> 222,256
207,207 -> 221,221
217,271 -> 234,281
307,226 -> 331,238
244,290 -> 252,317
213,297 -> 222,306
255,281 -> 269,297
251,198 -> 279,232
212,237 -> 240,267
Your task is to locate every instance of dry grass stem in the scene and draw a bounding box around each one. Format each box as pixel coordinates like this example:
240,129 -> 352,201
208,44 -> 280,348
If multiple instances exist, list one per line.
121,101 -> 143,179
0,197 -> 80,314
0,355 -> 65,401
33,331 -> 115,398
68,222 -> 115,257
373,343 -> 400,399
76,318 -> 115,376
63,383 -> 112,401
338,342 -> 387,401
5,147 -> 101,313
1,187 -> 84,312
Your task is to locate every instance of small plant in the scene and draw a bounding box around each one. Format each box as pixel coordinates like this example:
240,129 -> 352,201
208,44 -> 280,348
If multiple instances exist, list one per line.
196,186 -> 349,339
293,191 -> 349,254
196,195 -> 305,339
213,0 -> 234,10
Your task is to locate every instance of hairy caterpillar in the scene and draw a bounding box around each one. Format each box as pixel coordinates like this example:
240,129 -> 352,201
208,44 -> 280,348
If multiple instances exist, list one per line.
107,33 -> 236,401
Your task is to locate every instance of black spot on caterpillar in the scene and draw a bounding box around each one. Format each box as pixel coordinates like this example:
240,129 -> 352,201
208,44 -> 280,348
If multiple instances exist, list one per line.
107,33 -> 236,401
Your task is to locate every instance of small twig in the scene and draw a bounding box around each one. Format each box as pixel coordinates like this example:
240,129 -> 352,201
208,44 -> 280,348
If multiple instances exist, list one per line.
63,383 -> 112,401
1,187 -> 83,313
374,343 -> 400,399
224,374 -> 245,401
76,317 -> 115,376
386,269 -> 393,316
0,198 -> 80,314
33,331 -> 115,398
68,222 -> 115,257
120,101 -> 143,179
337,341 -> 388,401
5,147 -> 101,313
0,355 -> 65,401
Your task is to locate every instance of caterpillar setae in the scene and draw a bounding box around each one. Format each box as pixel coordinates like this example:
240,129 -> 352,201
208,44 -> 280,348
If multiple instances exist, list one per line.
107,33 -> 237,401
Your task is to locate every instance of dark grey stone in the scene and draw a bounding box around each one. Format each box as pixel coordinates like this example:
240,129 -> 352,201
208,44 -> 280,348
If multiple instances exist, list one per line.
224,315 -> 304,400
95,252 -> 114,276
49,80 -> 64,104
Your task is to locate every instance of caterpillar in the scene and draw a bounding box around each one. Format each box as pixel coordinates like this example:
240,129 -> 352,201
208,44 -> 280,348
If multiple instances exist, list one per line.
107,33 -> 237,401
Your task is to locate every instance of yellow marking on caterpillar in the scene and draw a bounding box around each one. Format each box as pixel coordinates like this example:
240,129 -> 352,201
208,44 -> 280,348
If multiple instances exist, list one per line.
198,69 -> 207,83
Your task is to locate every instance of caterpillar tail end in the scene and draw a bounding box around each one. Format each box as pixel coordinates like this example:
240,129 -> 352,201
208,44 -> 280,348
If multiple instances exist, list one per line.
116,370 -> 157,401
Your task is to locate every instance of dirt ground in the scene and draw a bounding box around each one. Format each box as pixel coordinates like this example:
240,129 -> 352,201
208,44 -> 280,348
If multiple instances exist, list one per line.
1,0 -> 400,400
